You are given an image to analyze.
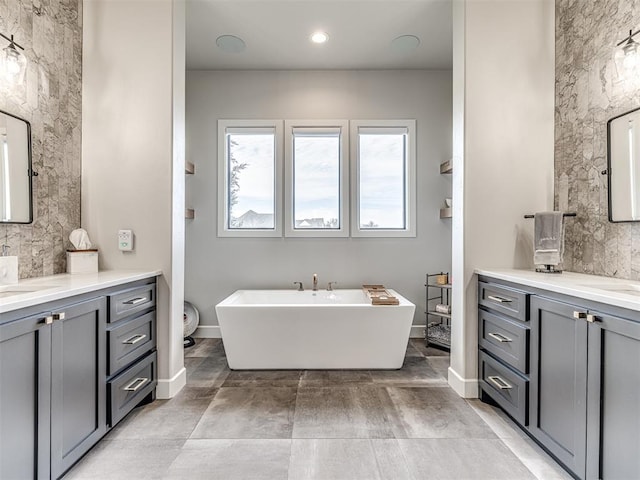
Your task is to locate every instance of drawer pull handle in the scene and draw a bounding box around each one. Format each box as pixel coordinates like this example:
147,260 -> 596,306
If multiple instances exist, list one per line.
123,333 -> 147,345
123,377 -> 150,392
488,375 -> 513,390
123,297 -> 147,306
573,311 -> 587,319
488,332 -> 512,343
487,295 -> 512,304
586,314 -> 599,323
43,316 -> 54,325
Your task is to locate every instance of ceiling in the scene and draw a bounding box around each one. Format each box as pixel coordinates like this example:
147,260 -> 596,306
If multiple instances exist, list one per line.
186,0 -> 453,70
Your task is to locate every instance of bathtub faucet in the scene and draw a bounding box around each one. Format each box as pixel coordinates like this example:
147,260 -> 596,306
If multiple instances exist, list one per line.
293,281 -> 304,291
312,273 -> 318,291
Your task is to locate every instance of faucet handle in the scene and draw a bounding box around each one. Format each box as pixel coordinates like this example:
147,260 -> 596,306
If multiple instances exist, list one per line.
327,281 -> 337,291
293,281 -> 304,291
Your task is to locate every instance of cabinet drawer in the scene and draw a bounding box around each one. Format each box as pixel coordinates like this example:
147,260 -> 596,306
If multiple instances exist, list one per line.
479,281 -> 529,322
108,311 -> 155,375
109,284 -> 156,323
479,351 -> 528,425
108,351 -> 156,427
479,309 -> 529,374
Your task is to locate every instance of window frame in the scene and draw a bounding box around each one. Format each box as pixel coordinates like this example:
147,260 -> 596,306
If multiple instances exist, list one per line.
284,120 -> 350,238
350,119 -> 417,238
217,119 -> 284,238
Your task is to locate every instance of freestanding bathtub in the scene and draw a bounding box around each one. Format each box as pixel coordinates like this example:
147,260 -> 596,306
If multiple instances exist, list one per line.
215,289 -> 415,369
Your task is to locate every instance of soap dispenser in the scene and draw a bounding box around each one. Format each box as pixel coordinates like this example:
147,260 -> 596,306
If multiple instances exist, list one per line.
0,244 -> 18,285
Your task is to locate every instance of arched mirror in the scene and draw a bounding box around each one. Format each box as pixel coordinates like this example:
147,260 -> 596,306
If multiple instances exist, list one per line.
0,109 -> 33,224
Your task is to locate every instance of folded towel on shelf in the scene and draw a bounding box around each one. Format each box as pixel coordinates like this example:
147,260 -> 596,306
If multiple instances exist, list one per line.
533,212 -> 564,266
435,304 -> 451,314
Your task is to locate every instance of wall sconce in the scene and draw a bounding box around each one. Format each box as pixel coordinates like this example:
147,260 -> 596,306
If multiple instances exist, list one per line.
617,29 -> 639,70
0,32 -> 27,85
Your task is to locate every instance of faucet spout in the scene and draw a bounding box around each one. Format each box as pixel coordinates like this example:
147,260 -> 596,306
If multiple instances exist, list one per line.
312,273 -> 318,291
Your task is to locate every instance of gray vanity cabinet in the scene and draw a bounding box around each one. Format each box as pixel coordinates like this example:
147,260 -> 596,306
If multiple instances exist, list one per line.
529,296 -> 587,479
586,310 -> 640,480
50,297 -> 107,480
479,274 -> 640,480
0,312 -> 52,480
0,275 -> 157,479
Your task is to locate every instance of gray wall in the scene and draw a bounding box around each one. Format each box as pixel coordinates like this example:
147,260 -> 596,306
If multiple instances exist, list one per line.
556,0 -> 640,278
185,70 -> 452,328
0,0 -> 82,278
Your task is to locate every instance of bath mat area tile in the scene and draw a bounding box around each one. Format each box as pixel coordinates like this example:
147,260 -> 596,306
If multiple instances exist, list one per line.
63,439 -> 185,480
184,338 -> 226,359
185,355 -> 230,388
221,369 -> 302,388
387,387 -> 497,439
190,387 -> 297,439
288,439 -> 412,480
292,386 -> 406,439
370,356 -> 447,387
397,438 -> 536,479
163,439 -> 291,480
108,386 -> 217,440
299,370 -> 374,387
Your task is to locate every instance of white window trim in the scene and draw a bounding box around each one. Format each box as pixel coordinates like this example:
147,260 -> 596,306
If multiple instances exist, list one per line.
284,120 -> 349,237
217,119 -> 284,237
350,119 -> 417,238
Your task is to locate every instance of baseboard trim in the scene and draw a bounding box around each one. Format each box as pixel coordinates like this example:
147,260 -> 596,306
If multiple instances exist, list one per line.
410,325 -> 425,338
447,366 -> 479,398
195,325 -> 426,339
156,367 -> 186,399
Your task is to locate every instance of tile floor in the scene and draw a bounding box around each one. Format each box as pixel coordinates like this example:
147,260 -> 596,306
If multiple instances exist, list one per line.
64,339 -> 571,480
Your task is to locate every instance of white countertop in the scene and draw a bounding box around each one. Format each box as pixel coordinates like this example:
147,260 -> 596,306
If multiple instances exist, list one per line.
476,268 -> 640,312
0,270 -> 161,314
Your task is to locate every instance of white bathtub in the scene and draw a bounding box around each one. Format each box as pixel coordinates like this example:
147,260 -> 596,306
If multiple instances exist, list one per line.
215,289 -> 416,369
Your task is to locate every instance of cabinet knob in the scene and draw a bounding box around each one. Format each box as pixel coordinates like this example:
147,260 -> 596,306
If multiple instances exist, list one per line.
573,311 -> 587,319
586,314 -> 599,323
43,316 -> 54,325
52,312 -> 65,321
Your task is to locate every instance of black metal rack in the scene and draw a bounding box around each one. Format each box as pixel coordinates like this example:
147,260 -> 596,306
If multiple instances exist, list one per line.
425,272 -> 451,351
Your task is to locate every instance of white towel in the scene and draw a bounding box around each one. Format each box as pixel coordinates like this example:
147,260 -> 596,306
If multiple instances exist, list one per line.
533,212 -> 564,266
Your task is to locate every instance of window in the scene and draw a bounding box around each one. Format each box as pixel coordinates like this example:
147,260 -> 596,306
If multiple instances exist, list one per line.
284,120 -> 349,237
350,120 -> 416,237
217,120 -> 283,237
217,118 -> 416,238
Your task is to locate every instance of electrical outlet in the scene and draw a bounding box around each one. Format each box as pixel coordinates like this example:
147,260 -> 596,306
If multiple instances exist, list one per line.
118,230 -> 133,251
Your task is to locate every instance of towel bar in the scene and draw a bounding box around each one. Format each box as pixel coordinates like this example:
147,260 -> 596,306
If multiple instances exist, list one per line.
523,213 -> 576,219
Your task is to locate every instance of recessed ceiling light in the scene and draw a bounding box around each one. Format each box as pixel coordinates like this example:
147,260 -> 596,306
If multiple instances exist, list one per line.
216,35 -> 246,54
391,35 -> 421,53
310,31 -> 329,44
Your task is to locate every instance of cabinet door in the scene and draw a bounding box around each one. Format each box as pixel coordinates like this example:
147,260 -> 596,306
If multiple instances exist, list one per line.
50,297 -> 107,479
530,296 -> 587,479
0,312 -> 52,480
586,311 -> 640,480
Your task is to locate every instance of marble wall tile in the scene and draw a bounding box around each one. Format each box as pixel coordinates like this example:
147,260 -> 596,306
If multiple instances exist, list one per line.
556,0 -> 640,278
0,0 -> 81,279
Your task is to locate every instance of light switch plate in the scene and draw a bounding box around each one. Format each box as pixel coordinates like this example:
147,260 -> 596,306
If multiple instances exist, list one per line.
118,230 -> 133,251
